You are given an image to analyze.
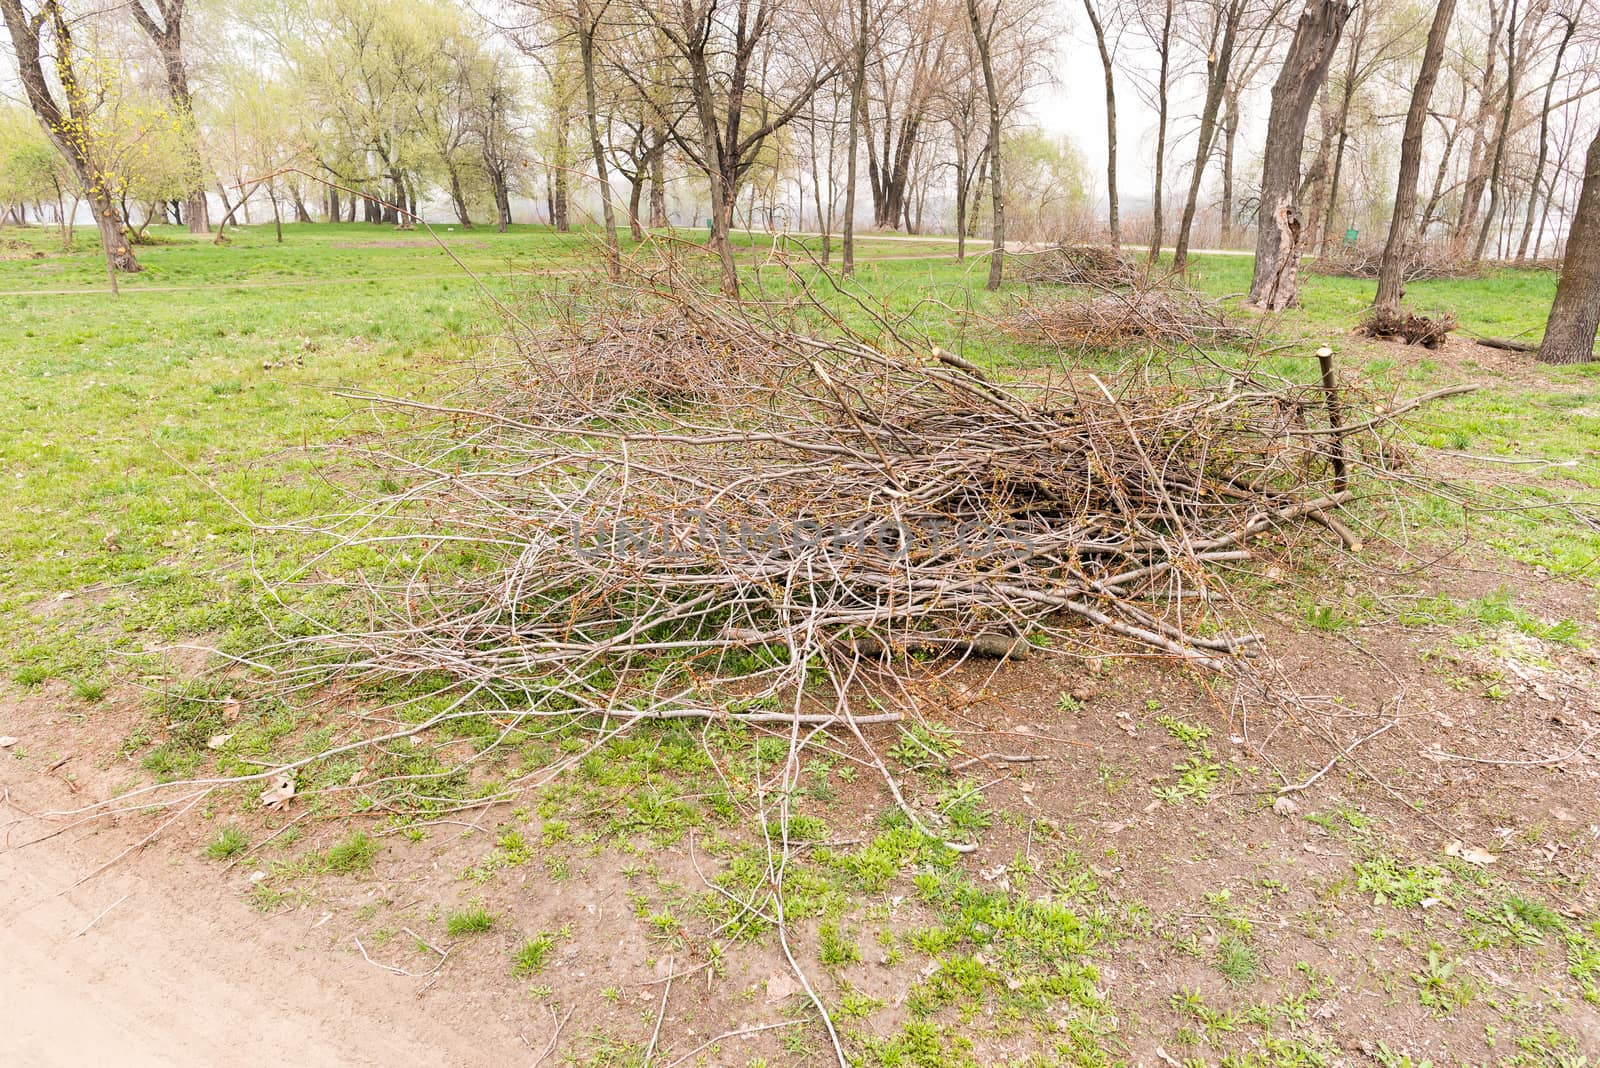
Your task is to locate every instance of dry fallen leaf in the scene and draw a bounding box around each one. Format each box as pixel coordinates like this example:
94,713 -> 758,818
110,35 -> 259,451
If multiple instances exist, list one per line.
259,772 -> 296,809
1272,795 -> 1299,817
0,736 -> 18,749
206,733 -> 231,750
763,970 -> 801,1003
1444,840 -> 1498,865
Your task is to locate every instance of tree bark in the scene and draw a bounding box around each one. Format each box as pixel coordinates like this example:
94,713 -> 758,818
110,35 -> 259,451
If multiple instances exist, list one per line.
1538,125 -> 1600,364
448,165 -> 473,227
1247,0 -> 1352,310
1219,93 -> 1239,248
1516,13 -> 1574,261
553,108 -> 571,231
1374,0 -> 1458,312
1083,0 -> 1119,247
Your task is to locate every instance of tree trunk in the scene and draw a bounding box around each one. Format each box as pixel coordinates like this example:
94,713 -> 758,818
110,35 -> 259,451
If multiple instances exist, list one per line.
1173,0 -> 1241,272
1538,125 -> 1600,364
1247,0 -> 1352,311
1319,27 -> 1362,254
553,109 -> 571,232
647,135 -> 667,227
967,0 -> 1004,291
1517,14 -> 1574,261
269,186 -> 283,243
843,0 -> 866,276
1374,0 -> 1458,311
577,1 -> 619,279
1220,94 -> 1238,248
1083,0 -> 1119,247
627,176 -> 645,241
1147,0 -> 1172,264
954,146 -> 969,262
448,166 -> 473,227
1301,80 -> 1335,257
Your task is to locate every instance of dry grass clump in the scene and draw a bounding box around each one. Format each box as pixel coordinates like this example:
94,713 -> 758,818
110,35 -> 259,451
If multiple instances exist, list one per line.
0,237 -> 45,261
1014,244 -> 1139,287
1003,285 -> 1253,348
1357,307 -> 1458,349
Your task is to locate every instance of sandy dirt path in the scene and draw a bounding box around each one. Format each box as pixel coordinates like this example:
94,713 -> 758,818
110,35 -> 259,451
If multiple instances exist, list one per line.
0,770 -> 526,1067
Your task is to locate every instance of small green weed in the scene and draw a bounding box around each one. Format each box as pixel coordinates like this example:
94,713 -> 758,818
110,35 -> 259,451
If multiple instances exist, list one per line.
512,932 -> 556,976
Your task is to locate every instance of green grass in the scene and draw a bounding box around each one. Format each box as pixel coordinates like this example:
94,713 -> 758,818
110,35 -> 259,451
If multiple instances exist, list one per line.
445,905 -> 498,936
320,831 -> 380,873
204,826 -> 249,861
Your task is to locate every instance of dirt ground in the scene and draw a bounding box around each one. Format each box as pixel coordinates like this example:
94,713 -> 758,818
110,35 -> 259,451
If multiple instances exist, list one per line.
3,541 -> 1597,1067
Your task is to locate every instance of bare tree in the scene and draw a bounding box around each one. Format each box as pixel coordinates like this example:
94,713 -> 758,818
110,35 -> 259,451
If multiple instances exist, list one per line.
1373,0 -> 1458,311
1172,0 -> 1247,272
575,0 -> 620,275
936,26 -> 988,261
1082,0 -> 1119,246
1472,0 -> 1522,262
129,0 -> 208,233
862,1 -> 950,232
965,0 -> 1005,289
1517,8 -> 1578,260
1450,0 -> 1511,256
647,0 -> 840,297
2,0 -> 141,272
843,0 -> 867,275
1247,0 -> 1352,311
1217,4 -> 1287,248
1538,121 -> 1600,362
1141,0 -> 1174,262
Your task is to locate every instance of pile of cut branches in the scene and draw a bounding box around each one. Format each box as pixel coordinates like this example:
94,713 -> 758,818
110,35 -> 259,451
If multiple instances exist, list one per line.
557,308 -> 778,410
1308,243 -> 1479,282
270,281 -> 1411,730
1358,307 -> 1458,349
1014,244 -> 1139,287
1002,284 -> 1253,348
35,248 -> 1475,905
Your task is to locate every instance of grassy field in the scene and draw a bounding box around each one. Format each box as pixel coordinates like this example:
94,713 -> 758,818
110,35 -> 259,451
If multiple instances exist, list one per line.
2,222 -> 1598,1067
2,223 -> 1594,692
